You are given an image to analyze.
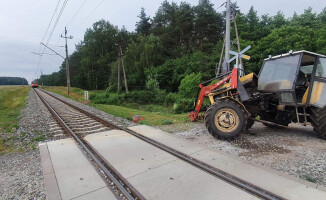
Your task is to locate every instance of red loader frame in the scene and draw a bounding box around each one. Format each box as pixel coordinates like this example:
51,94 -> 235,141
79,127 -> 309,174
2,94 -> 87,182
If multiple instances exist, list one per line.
188,68 -> 238,121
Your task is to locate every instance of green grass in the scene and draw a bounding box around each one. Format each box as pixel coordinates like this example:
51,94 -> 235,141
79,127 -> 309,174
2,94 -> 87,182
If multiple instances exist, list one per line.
301,175 -> 318,183
94,104 -> 189,126
44,86 -> 190,126
0,86 -> 29,133
41,86 -> 88,102
0,86 -> 29,153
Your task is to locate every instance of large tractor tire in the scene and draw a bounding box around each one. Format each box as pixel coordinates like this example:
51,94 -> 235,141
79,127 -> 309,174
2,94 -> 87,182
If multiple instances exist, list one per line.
310,107 -> 326,139
205,99 -> 247,140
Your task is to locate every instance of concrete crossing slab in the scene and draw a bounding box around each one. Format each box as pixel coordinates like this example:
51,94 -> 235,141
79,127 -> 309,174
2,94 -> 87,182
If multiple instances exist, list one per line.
128,125 -> 326,200
39,139 -> 117,200
84,130 -> 178,178
84,130 -> 260,200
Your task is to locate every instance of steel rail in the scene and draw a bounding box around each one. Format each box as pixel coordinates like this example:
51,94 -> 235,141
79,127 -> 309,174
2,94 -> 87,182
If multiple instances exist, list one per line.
39,88 -> 287,200
34,89 -> 145,200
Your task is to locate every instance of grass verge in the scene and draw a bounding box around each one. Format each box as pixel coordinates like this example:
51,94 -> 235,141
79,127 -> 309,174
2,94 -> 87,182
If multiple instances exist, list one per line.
94,104 -> 189,126
0,86 -> 30,154
43,86 -> 190,126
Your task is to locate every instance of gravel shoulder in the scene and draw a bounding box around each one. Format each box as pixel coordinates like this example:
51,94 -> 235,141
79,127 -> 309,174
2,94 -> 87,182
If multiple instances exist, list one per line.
0,150 -> 45,200
156,122 -> 326,187
1,89 -> 51,200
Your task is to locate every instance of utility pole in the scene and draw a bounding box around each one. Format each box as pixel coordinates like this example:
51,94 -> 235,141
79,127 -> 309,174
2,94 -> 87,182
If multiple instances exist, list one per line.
117,55 -> 120,92
41,68 -> 44,86
61,27 -> 73,96
224,0 -> 231,72
118,44 -> 128,93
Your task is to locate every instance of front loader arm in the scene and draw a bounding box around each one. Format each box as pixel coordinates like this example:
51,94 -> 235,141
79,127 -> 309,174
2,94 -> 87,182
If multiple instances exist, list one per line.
188,68 -> 238,121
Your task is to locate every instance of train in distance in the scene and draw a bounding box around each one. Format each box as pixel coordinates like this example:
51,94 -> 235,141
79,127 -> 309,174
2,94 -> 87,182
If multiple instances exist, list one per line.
31,81 -> 39,88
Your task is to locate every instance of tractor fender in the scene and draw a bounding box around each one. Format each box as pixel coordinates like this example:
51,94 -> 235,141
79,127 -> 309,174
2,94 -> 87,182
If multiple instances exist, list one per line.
213,96 -> 251,116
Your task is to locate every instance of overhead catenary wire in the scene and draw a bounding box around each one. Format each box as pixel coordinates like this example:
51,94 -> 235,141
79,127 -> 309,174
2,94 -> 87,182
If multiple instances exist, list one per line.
34,0 -> 62,80
54,0 -> 88,46
41,0 -> 62,44
71,0 -> 106,35
34,0 -> 70,80
45,0 -> 69,45
66,0 -> 88,27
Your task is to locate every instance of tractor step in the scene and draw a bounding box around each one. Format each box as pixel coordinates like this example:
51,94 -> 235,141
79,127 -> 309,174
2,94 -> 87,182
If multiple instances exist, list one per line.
250,118 -> 289,128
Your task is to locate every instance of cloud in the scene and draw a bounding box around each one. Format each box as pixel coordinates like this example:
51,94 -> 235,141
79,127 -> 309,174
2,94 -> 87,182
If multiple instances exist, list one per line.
0,38 -> 64,82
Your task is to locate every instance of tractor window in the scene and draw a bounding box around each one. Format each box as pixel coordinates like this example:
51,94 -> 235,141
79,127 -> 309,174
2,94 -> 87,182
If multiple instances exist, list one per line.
300,65 -> 314,74
258,55 -> 300,92
310,81 -> 326,108
310,58 -> 326,108
315,58 -> 326,78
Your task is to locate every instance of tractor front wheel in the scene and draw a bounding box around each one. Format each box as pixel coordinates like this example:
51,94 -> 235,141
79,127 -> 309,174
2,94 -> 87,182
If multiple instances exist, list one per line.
205,99 -> 247,140
310,107 -> 326,139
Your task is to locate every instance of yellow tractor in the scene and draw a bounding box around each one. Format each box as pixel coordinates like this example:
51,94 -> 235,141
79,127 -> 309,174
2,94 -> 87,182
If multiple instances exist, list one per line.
189,50 -> 326,140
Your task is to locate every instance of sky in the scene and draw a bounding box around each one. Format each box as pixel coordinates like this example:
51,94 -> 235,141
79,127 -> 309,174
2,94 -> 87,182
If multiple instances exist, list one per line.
0,0 -> 325,83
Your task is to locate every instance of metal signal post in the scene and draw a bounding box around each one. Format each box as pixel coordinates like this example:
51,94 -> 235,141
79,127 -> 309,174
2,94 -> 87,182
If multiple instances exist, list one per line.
61,27 -> 73,95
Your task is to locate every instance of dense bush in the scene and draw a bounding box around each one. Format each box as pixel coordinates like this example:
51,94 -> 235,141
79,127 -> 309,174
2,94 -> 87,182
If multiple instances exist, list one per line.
145,75 -> 160,93
123,90 -> 154,104
90,88 -> 198,113
107,93 -> 122,104
173,98 -> 195,114
90,93 -> 109,104
90,93 -> 122,104
165,93 -> 179,105
153,90 -> 167,104
178,73 -> 202,99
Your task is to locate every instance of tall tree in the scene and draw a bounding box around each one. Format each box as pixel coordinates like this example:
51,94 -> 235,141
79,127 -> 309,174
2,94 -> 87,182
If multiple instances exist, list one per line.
271,11 -> 287,28
194,0 -> 223,52
136,8 -> 151,35
318,7 -> 326,24
175,2 -> 195,54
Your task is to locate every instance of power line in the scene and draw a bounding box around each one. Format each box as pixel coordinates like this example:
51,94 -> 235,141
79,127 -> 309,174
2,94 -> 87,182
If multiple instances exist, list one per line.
41,0 -> 62,43
54,0 -> 88,46
45,0 -> 69,45
35,0 -> 62,78
66,0 -> 88,27
71,0 -> 106,35
34,0 -> 70,80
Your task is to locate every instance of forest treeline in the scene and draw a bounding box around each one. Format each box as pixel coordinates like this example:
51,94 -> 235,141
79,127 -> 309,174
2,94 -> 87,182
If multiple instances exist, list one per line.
38,0 -> 326,94
0,77 -> 28,85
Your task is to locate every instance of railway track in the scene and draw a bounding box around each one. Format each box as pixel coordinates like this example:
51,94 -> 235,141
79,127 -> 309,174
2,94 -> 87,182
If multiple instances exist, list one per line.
35,88 -> 287,200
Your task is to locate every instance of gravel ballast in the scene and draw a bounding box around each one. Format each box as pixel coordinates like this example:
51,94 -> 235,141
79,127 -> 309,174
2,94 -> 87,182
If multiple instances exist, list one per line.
157,122 -> 326,187
44,89 -> 137,128
0,150 -> 45,200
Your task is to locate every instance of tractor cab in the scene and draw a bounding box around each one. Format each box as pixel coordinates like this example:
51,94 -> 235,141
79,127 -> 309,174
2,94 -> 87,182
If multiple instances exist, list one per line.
258,51 -> 326,108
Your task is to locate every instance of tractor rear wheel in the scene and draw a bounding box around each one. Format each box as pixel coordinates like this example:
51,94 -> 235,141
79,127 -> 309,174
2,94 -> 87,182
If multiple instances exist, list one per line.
205,99 -> 247,140
310,107 -> 326,139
